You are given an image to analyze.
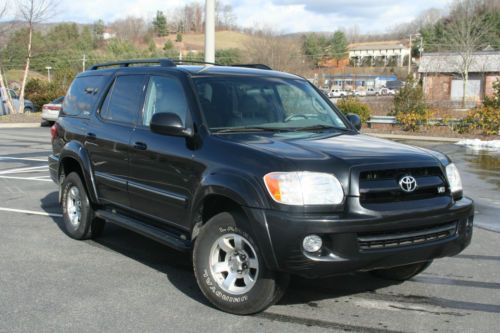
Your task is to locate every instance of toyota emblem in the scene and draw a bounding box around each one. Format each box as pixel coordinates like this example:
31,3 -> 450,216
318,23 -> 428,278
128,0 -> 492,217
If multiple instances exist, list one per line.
399,175 -> 417,192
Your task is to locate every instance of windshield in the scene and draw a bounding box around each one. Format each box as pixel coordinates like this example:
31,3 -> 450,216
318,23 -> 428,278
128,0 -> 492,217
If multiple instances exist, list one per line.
192,76 -> 348,132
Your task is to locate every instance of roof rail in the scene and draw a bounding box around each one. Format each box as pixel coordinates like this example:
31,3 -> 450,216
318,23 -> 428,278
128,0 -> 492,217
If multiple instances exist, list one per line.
171,59 -> 219,66
231,64 -> 272,70
89,59 -> 176,70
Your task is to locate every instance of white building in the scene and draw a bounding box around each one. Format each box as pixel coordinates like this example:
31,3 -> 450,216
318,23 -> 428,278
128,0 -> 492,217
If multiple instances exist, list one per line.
349,41 -> 410,67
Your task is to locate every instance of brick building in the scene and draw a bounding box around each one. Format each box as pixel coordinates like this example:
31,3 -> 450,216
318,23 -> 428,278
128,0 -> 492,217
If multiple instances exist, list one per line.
418,52 -> 500,106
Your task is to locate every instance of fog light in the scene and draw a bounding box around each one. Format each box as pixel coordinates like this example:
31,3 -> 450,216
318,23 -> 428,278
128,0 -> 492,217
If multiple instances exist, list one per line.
303,235 -> 322,253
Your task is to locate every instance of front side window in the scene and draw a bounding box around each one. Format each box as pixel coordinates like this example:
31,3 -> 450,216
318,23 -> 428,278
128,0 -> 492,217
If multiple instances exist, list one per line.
100,75 -> 146,124
193,76 -> 348,131
142,76 -> 189,127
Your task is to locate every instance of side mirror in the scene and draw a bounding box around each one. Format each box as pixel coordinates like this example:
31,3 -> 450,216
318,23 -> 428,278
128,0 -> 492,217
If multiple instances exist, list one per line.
150,113 -> 192,137
347,113 -> 362,130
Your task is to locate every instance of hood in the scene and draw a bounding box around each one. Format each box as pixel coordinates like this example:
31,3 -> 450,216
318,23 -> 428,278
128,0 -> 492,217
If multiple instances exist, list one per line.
220,132 -> 438,168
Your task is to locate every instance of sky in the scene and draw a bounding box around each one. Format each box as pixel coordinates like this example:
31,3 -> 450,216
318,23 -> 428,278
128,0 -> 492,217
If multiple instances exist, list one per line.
3,0 -> 451,34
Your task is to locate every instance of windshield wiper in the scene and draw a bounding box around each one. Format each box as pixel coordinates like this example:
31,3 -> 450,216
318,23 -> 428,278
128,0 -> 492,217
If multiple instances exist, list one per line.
212,126 -> 289,134
289,124 -> 351,132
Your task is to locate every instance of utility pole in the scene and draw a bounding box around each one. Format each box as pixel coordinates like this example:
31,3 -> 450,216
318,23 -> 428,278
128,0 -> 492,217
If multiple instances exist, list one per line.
408,33 -> 421,75
82,54 -> 87,72
204,0 -> 215,63
45,66 -> 52,83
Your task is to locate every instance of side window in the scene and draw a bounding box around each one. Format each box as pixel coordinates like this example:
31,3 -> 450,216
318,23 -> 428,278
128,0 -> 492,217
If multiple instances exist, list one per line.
143,76 -> 188,127
9,90 -> 18,99
62,76 -> 106,117
100,75 -> 146,124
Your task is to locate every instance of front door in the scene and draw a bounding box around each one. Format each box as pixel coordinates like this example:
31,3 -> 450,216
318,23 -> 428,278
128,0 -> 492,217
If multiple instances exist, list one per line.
128,74 -> 199,229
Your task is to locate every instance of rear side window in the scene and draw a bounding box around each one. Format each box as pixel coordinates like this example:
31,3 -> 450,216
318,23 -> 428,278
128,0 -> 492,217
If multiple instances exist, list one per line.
100,75 -> 146,125
62,75 -> 106,117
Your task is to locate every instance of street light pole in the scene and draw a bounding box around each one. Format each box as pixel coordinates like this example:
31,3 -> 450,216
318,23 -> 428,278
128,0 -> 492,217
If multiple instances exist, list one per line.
45,66 -> 52,83
204,0 -> 215,63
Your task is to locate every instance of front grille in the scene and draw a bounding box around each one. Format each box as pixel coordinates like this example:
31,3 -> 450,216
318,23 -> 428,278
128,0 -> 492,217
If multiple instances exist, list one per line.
359,166 -> 448,204
358,221 -> 458,252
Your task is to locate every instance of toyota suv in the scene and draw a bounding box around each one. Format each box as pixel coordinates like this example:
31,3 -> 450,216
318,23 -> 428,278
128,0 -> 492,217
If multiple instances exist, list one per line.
48,59 -> 474,315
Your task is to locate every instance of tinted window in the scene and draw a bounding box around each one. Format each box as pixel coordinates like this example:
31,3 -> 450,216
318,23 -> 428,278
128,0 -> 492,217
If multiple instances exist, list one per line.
62,76 -> 106,116
52,96 -> 64,104
143,76 -> 189,127
100,75 -> 146,124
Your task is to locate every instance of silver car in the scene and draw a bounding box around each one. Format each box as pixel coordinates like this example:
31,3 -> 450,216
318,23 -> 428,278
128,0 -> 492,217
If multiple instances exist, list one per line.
41,96 -> 64,125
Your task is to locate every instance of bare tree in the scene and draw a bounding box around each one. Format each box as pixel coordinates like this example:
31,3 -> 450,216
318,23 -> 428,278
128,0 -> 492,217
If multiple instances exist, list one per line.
0,0 -> 16,115
111,16 -> 146,42
444,0 -> 493,107
15,0 -> 56,114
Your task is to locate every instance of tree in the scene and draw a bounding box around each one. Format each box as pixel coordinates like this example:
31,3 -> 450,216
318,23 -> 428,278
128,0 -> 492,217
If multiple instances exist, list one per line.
163,39 -> 174,51
153,10 -> 168,37
329,31 -> 348,66
93,19 -> 105,46
15,0 -> 56,114
176,33 -> 183,42
303,33 -> 326,67
0,1 -> 15,115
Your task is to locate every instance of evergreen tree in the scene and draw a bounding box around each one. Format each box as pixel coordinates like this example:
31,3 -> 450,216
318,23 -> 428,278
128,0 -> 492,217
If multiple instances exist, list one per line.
153,11 -> 168,37
329,31 -> 348,66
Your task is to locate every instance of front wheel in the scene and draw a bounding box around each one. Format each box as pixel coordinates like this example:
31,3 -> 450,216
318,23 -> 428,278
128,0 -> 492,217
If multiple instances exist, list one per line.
370,260 -> 432,281
61,172 -> 105,240
193,211 -> 288,314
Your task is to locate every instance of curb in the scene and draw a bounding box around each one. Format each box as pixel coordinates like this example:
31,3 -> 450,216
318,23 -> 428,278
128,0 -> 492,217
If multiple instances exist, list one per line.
0,123 -> 41,129
365,133 -> 461,143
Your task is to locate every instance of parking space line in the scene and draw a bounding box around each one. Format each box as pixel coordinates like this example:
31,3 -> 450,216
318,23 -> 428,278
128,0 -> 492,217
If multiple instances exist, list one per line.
0,175 -> 52,182
0,207 -> 62,217
0,166 -> 49,175
0,157 -> 47,162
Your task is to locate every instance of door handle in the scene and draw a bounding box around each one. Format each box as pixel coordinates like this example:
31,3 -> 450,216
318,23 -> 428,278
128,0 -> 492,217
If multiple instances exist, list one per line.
87,132 -> 97,140
133,141 -> 148,150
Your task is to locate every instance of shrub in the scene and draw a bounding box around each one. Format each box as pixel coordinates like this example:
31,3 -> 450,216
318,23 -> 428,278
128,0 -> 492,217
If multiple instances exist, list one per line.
391,75 -> 428,131
25,78 -> 66,111
456,106 -> 500,135
336,97 -> 371,123
176,33 -> 183,42
483,79 -> 500,108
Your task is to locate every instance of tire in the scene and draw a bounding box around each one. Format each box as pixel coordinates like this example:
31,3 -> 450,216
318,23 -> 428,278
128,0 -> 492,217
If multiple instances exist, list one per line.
24,107 -> 33,113
61,172 -> 105,240
193,211 -> 288,314
370,260 -> 432,281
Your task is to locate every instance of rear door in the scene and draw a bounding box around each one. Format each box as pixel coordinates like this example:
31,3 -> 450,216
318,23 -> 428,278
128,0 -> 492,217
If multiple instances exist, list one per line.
86,74 -> 147,208
128,74 -> 198,229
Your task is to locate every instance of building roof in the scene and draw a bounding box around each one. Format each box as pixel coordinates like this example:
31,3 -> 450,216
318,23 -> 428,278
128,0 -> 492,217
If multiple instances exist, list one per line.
418,51 -> 500,73
349,41 -> 407,51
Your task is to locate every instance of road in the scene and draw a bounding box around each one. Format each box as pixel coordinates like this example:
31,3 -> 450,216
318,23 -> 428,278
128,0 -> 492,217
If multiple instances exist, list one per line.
0,128 -> 499,333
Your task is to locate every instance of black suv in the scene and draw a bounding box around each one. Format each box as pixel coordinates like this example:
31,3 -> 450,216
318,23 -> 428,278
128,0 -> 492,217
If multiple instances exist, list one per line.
49,59 -> 474,314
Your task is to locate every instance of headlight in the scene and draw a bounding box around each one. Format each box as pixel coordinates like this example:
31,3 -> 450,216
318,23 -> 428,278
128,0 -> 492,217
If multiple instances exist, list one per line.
263,172 -> 344,205
445,163 -> 463,194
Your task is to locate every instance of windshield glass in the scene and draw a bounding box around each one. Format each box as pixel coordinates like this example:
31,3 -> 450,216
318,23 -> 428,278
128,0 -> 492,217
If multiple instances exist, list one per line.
192,76 -> 348,132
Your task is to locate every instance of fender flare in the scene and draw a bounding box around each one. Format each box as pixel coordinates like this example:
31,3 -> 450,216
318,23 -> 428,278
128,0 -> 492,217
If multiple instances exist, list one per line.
59,141 -> 100,204
189,170 -> 280,270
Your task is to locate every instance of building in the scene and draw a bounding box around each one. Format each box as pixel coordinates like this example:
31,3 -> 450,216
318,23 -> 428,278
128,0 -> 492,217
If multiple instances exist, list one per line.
324,74 -> 398,90
348,41 -> 410,67
418,51 -> 500,105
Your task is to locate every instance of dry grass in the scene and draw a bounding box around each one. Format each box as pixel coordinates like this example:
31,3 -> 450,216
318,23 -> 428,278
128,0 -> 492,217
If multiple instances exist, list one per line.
0,113 -> 42,123
156,30 -> 255,51
4,70 -> 47,84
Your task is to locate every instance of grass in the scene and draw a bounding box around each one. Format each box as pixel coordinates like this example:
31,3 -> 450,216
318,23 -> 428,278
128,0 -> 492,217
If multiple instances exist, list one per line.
4,69 -> 47,84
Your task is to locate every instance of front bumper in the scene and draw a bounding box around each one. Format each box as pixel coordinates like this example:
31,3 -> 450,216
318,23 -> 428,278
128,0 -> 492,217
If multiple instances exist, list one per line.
252,197 -> 474,278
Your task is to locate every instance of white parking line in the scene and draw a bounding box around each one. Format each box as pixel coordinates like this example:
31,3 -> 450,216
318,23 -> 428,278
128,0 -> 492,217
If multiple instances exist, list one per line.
0,157 -> 47,162
0,175 -> 52,182
0,207 -> 62,217
0,165 -> 49,175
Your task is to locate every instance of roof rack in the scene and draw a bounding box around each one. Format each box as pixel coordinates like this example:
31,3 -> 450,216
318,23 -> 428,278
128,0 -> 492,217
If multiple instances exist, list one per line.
89,59 -> 176,70
231,64 -> 272,70
171,59 -> 219,66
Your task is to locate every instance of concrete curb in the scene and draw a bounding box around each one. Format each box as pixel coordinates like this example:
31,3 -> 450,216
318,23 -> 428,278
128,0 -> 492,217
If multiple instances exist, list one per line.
365,133 -> 461,143
0,123 -> 41,129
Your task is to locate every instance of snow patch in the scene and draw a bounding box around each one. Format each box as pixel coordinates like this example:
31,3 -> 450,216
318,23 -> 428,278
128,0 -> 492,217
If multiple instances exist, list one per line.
455,139 -> 500,150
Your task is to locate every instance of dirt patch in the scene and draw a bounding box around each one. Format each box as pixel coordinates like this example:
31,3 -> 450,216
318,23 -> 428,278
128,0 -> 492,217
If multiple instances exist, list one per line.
362,126 -> 499,140
0,113 -> 42,123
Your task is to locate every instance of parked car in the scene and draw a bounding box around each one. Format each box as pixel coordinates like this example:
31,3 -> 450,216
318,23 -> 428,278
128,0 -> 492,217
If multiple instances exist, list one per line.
352,89 -> 367,97
365,87 -> 380,96
41,96 -> 64,126
0,89 -> 35,114
49,59 -> 474,315
328,89 -> 349,98
379,87 -> 396,96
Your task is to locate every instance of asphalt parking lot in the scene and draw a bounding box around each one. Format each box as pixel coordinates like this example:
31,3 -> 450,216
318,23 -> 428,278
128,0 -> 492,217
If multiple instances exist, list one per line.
0,127 -> 499,333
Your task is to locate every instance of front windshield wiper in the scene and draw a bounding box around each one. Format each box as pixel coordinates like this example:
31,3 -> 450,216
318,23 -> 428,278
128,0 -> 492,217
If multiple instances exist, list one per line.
289,124 -> 352,132
211,126 -> 289,134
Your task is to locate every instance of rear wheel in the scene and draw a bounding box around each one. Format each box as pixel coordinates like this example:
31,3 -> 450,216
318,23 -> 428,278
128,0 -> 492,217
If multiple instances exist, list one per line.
61,172 -> 105,240
193,211 -> 288,314
371,260 -> 432,281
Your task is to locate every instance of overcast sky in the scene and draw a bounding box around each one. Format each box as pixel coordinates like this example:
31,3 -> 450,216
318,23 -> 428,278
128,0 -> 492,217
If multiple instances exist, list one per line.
3,0 -> 451,33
